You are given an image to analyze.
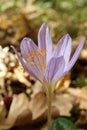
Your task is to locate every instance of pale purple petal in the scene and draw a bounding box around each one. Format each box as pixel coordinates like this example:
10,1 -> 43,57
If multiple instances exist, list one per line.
52,57 -> 65,82
54,71 -> 68,82
11,46 -> 43,82
65,39 -> 85,71
38,23 -> 52,63
44,56 -> 65,83
20,37 -> 44,75
45,26 -> 52,62
53,34 -> 72,64
38,23 -> 47,50
20,37 -> 38,61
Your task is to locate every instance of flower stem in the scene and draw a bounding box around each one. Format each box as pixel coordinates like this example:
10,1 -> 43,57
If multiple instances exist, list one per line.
46,86 -> 53,130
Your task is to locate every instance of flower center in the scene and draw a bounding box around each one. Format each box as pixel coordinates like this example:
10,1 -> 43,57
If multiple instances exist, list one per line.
27,49 -> 46,72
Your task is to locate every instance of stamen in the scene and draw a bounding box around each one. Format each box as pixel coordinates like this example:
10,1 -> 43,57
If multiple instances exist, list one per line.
38,50 -> 46,58
28,52 -> 37,58
27,49 -> 46,71
42,63 -> 46,71
28,62 -> 39,66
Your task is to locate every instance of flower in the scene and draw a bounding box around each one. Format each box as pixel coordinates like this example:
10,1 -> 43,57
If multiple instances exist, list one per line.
11,23 -> 85,85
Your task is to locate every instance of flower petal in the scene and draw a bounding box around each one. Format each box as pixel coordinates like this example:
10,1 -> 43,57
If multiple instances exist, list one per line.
38,23 -> 52,63
20,37 -> 38,61
53,34 -> 72,64
20,37 -> 44,75
11,46 -> 43,82
44,56 -> 65,83
65,39 -> 85,71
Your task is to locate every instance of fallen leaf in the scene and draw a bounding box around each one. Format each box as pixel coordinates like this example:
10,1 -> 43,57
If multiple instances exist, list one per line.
67,87 -> 87,110
0,93 -> 32,129
53,93 -> 73,116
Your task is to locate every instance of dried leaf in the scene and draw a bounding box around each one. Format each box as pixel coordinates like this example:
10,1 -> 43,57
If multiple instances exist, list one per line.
0,100 -> 7,121
29,92 -> 47,122
29,92 -> 59,123
55,74 -> 71,92
0,93 -> 32,129
67,88 -> 87,110
53,93 -> 73,116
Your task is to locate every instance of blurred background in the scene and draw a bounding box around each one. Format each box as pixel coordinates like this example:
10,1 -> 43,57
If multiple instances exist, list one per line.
0,0 -> 87,47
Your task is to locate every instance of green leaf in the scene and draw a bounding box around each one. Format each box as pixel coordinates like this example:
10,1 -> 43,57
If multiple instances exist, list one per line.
50,117 -> 77,130
76,76 -> 87,88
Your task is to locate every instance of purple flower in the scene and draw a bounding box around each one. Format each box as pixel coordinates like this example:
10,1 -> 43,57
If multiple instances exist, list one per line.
11,23 -> 85,84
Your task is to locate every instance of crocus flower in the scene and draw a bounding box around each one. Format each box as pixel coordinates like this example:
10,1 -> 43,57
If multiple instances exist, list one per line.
11,23 -> 85,85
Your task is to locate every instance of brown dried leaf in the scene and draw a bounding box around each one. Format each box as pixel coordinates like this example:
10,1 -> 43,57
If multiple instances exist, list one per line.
75,110 -> 87,128
14,66 -> 31,87
31,81 -> 43,98
29,92 -> 59,123
0,93 -> 32,129
55,74 -> 71,92
53,93 -> 73,116
80,49 -> 87,61
29,92 -> 47,122
0,101 -> 7,121
67,87 -> 87,110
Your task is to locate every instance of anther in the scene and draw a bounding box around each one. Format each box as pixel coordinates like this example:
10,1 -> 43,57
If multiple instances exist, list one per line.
27,49 -> 46,71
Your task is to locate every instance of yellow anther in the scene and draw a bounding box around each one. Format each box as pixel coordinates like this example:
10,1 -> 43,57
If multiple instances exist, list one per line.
28,52 -> 35,58
28,61 -> 37,66
38,50 -> 46,57
42,63 -> 46,71
27,49 -> 46,71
